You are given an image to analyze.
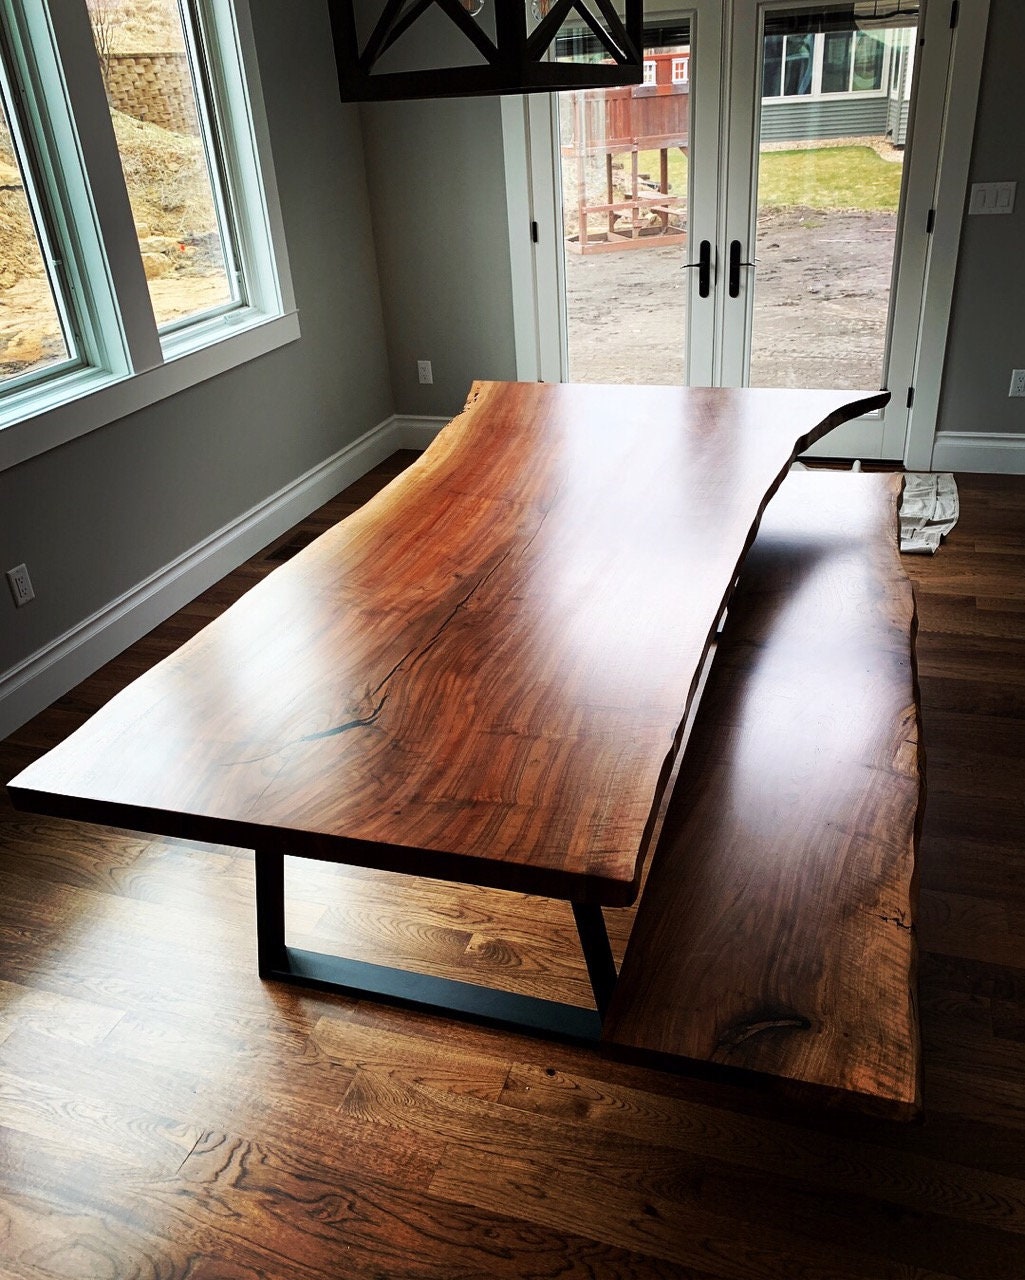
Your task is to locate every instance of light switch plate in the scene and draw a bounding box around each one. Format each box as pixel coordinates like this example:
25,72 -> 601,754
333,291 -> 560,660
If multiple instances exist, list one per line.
969,181 -> 1016,215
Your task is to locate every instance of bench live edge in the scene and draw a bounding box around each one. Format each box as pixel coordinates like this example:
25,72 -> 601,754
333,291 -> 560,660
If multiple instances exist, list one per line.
603,470 -> 923,1122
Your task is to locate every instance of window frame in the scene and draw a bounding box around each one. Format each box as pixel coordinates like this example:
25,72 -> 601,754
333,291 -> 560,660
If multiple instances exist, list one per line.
0,0 -> 298,473
0,33 -> 83,393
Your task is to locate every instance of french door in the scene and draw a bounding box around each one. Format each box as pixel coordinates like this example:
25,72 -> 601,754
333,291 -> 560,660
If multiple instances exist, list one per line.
517,0 -> 966,460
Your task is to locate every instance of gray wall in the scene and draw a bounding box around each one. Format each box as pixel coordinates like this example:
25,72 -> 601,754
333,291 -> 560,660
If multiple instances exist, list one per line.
359,96 -> 518,416
0,0 -> 393,678
936,0 -> 1025,437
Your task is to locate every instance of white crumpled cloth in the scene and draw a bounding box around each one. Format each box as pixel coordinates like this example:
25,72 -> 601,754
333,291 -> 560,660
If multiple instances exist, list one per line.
899,472 -> 959,554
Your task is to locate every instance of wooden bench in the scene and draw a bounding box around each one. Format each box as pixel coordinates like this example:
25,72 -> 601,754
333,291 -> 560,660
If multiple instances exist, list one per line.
603,471 -> 924,1120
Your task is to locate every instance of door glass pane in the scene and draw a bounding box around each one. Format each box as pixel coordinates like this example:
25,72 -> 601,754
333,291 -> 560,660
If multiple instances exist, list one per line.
85,0 -> 241,331
556,22 -> 691,384
749,6 -> 919,390
0,68 -> 75,388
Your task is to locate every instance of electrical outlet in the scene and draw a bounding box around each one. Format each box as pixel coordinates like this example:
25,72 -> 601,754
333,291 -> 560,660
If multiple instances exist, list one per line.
1009,369 -> 1025,398
6,563 -> 35,607
417,359 -> 433,385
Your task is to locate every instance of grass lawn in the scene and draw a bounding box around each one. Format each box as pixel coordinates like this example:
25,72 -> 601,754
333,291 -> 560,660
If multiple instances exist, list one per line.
635,144 -> 902,211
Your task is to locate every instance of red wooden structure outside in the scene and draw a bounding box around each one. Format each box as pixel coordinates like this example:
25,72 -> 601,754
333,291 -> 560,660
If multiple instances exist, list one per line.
562,52 -> 690,254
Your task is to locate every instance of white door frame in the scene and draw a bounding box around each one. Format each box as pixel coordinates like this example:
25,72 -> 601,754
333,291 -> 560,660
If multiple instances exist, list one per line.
902,0 -> 990,470
504,0 -> 989,467
501,93 -> 566,383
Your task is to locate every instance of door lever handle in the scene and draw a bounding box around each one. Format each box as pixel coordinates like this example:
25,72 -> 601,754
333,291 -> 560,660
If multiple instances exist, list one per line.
729,239 -> 756,298
683,239 -> 712,298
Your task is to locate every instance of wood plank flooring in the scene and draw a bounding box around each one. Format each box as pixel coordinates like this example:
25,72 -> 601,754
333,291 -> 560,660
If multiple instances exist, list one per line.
2,456 -> 1024,1279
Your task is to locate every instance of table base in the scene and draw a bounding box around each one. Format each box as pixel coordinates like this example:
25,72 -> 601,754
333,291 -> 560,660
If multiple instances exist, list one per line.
254,849 -> 616,1043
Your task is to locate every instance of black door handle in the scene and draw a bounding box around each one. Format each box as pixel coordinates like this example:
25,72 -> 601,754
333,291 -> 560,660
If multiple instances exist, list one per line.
684,240 -> 712,297
729,239 -> 756,298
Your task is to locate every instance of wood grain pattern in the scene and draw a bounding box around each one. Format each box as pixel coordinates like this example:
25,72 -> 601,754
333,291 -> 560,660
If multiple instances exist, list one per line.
604,472 -> 922,1118
2,460 -> 1025,1278
7,381 -> 886,906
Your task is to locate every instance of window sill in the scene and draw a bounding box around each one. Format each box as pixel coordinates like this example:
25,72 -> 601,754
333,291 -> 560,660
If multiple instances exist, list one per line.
761,89 -> 889,103
0,308 -> 301,473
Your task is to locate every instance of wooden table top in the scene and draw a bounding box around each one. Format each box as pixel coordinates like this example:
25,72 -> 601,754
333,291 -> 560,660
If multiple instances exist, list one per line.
8,381 -> 887,904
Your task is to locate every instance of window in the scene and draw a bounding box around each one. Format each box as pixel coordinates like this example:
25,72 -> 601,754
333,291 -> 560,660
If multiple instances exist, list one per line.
823,29 -> 885,93
762,32 -> 814,97
642,59 -> 656,84
0,0 -> 297,470
671,55 -> 688,85
762,29 -> 888,100
87,0 -> 243,332
850,30 -> 885,92
821,30 -> 853,93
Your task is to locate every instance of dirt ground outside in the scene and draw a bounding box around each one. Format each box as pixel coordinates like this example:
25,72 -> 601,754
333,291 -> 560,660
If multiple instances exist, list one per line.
565,205 -> 898,390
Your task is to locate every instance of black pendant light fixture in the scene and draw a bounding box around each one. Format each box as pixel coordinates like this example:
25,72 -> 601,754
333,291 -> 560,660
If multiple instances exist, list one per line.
331,0 -> 644,101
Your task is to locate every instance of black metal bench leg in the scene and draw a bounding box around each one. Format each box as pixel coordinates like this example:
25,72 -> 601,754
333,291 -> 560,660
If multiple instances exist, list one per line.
572,901 -> 618,1022
254,848 -> 287,977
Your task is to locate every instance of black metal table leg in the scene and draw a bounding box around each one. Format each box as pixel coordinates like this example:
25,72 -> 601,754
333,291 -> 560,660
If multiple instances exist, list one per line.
572,901 -> 618,1021
254,848 -> 287,977
252,852 -> 618,1043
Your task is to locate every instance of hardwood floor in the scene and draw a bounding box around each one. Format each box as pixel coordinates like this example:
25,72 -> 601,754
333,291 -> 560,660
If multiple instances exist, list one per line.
1,457 -> 1023,1279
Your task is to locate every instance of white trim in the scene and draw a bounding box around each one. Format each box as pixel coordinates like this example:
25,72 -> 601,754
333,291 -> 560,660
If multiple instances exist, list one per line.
0,411 -> 447,739
930,431 -> 1025,476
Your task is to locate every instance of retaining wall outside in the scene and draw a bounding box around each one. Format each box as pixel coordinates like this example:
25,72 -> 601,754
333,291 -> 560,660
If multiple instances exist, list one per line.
103,53 -> 194,134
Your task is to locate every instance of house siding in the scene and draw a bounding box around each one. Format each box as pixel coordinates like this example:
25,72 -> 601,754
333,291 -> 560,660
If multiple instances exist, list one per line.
761,96 -> 889,142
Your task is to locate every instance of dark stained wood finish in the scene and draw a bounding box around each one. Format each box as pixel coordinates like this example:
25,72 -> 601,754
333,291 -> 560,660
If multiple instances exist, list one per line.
2,462 -> 1025,1278
604,472 -> 922,1119
7,381 -> 886,905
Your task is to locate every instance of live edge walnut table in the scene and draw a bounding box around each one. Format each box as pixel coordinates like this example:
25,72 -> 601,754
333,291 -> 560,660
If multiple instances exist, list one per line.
7,380 -> 889,1049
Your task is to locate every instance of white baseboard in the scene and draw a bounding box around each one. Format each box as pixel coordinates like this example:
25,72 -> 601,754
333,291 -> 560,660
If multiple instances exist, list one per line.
389,413 -> 451,450
0,412 -> 449,740
930,430 -> 1025,474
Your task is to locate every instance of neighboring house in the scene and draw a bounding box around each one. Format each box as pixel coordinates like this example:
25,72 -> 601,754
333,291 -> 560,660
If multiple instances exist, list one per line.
760,26 -> 916,146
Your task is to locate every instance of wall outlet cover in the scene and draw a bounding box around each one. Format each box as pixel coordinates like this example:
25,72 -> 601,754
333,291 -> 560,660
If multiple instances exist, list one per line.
6,563 -> 35,607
